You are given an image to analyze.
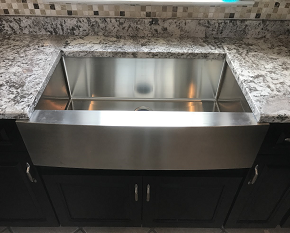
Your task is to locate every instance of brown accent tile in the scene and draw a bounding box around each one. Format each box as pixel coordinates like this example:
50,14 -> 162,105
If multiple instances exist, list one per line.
29,9 -> 35,14
141,6 -> 146,11
151,12 -> 156,17
172,6 -> 177,12
162,6 -> 167,12
172,12 -> 177,17
224,13 -> 230,18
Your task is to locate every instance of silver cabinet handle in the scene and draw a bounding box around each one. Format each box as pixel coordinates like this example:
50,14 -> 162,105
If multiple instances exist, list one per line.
248,164 -> 258,185
285,138 -> 290,142
135,184 -> 138,201
26,163 -> 37,183
146,184 -> 150,202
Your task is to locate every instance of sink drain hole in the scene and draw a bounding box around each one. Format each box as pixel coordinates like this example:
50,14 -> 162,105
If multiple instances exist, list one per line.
134,106 -> 152,111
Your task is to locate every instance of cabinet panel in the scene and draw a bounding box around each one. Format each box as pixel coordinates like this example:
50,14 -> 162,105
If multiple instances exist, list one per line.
142,176 -> 242,227
0,120 -> 26,153
43,174 -> 142,227
0,162 -> 58,226
226,155 -> 290,228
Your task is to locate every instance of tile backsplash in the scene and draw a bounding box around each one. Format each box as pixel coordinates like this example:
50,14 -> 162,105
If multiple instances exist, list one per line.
0,0 -> 290,19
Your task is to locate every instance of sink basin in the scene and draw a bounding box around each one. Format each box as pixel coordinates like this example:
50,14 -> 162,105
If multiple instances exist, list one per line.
17,57 -> 268,171
35,57 -> 252,113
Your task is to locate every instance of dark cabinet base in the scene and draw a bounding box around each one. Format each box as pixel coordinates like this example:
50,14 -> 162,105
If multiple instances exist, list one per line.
43,173 -> 142,227
40,168 -> 245,228
226,154 -> 290,228
0,120 -> 58,227
142,176 -> 242,228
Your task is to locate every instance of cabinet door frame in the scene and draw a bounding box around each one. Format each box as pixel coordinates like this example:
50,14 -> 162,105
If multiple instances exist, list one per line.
0,160 -> 58,226
142,175 -> 242,228
43,173 -> 142,227
226,154 -> 290,228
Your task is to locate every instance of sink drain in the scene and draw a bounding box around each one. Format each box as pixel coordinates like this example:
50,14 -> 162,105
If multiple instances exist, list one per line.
134,106 -> 152,111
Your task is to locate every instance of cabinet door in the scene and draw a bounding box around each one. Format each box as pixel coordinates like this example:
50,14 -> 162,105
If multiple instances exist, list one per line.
142,175 -> 242,227
43,174 -> 142,227
0,161 -> 58,226
226,155 -> 290,228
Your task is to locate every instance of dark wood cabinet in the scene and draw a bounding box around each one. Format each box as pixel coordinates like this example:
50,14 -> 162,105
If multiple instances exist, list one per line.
0,120 -> 58,226
42,172 -> 142,227
142,175 -> 242,227
226,124 -> 290,228
226,154 -> 290,228
41,169 -> 244,228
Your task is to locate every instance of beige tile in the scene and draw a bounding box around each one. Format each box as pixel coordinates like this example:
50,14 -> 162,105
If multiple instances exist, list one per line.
154,228 -> 222,233
0,227 -> 8,232
225,229 -> 266,233
11,227 -> 78,233
84,228 -> 149,233
269,226 -> 290,233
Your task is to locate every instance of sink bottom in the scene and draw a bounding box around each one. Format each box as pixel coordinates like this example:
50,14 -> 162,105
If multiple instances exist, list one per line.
37,99 -> 247,112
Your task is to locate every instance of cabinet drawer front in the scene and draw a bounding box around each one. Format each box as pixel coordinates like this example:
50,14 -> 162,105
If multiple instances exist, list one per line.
43,174 -> 142,227
142,175 -> 242,228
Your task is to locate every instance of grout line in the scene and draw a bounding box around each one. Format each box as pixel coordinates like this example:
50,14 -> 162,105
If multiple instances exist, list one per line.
220,226 -> 228,233
148,229 -> 158,233
76,227 -> 87,233
6,228 -> 13,233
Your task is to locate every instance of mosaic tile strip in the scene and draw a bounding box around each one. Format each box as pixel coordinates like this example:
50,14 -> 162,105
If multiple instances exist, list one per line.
1,16 -> 290,38
0,0 -> 290,19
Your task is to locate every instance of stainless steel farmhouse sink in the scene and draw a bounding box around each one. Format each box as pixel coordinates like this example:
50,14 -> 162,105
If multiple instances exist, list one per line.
17,57 -> 269,170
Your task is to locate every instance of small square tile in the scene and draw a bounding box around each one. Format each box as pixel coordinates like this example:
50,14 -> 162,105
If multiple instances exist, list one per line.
255,13 -> 261,18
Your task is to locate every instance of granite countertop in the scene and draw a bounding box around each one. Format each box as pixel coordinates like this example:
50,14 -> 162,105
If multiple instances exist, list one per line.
0,34 -> 289,123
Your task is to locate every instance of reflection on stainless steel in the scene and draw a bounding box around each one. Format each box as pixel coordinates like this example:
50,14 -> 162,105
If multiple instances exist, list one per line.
71,100 -> 218,112
65,57 -> 222,99
218,64 -> 252,112
35,57 -> 251,112
17,110 -> 268,170
18,56 -> 269,171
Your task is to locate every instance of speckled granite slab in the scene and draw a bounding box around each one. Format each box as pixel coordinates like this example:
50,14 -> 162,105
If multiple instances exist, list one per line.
1,16 -> 290,39
0,34 -> 65,119
62,36 -> 225,59
223,38 -> 290,123
0,34 -> 290,122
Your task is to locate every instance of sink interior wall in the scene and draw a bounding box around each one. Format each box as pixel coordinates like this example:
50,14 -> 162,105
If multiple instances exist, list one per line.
36,57 -> 251,113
